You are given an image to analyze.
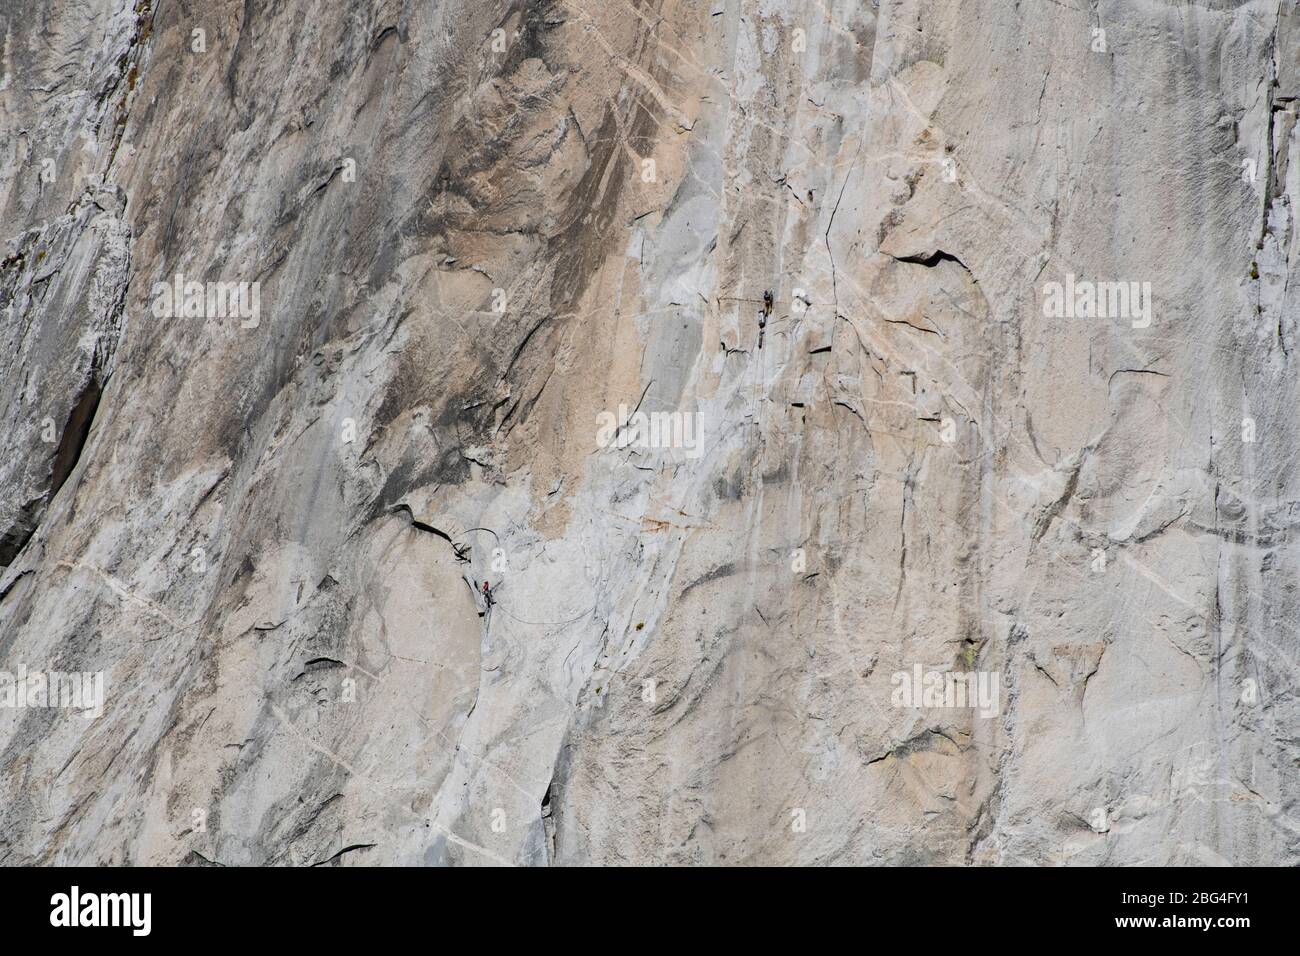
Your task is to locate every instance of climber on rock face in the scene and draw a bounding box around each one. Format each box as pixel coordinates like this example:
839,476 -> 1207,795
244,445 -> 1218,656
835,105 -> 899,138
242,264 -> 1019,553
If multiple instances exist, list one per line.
758,290 -> 773,349
482,580 -> 494,609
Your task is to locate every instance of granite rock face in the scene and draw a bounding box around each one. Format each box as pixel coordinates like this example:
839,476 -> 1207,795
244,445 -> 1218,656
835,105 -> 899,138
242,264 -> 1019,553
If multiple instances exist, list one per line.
1,0 -> 1296,865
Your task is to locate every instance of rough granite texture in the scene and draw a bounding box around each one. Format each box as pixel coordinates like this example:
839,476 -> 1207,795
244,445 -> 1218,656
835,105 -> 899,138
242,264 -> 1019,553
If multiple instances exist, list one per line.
1,0 -> 1297,865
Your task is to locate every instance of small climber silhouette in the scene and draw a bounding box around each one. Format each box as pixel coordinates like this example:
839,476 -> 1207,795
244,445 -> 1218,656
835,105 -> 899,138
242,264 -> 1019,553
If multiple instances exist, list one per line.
481,580 -> 495,610
758,290 -> 774,349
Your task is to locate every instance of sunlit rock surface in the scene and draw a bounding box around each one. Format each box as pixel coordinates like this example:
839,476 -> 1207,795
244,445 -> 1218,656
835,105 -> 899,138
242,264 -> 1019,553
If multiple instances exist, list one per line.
1,0 -> 1296,865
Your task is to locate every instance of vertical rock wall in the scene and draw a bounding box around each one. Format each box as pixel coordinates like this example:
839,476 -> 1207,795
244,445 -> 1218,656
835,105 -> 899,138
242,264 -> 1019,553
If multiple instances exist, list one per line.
0,0 -> 1295,865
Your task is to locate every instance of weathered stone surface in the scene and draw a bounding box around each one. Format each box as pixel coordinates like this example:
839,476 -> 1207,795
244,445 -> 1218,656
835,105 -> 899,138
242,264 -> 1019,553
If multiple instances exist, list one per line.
0,0 -> 1295,865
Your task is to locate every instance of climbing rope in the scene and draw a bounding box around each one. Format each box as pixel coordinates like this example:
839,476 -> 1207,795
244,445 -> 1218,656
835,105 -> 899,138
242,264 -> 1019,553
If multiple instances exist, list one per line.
491,603 -> 596,629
